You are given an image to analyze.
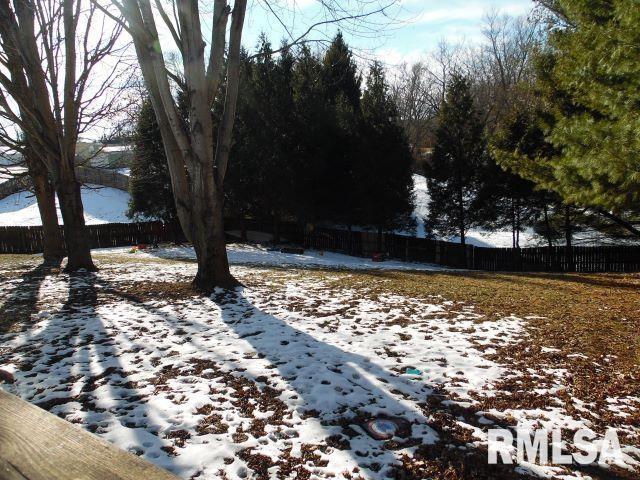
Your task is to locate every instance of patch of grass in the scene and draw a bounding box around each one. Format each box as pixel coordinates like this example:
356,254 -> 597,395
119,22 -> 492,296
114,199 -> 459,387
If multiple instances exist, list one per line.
325,270 -> 640,369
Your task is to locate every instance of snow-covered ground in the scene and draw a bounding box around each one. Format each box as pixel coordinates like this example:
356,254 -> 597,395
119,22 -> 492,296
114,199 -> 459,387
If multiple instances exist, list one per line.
411,174 -> 539,248
0,254 -> 638,479
113,244 -> 447,272
1,256 -> 638,479
411,174 -> 639,247
0,166 -> 27,184
0,184 -> 131,226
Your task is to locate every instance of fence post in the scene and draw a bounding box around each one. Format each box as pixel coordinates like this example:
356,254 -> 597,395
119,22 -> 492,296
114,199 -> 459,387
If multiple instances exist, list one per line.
466,245 -> 475,269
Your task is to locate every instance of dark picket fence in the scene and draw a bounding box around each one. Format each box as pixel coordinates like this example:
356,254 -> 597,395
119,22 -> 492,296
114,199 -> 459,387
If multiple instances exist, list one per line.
1,220 -> 639,273
0,221 -> 183,254
305,227 -> 640,273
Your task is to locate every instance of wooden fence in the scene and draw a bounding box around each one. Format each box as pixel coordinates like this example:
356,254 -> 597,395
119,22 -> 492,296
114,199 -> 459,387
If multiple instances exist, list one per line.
0,221 -> 182,254
305,228 -> 640,273
1,220 -> 639,273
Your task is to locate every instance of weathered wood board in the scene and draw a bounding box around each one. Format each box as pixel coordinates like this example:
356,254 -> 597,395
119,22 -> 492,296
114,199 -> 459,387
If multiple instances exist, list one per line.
0,389 -> 179,480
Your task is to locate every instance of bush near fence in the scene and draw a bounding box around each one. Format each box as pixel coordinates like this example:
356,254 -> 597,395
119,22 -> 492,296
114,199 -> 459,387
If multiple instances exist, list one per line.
1,220 -> 639,273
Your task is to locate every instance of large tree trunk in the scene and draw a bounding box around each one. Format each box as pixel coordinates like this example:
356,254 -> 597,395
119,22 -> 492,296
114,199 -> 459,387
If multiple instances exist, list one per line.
32,172 -> 64,264
55,164 -> 95,272
191,190 -> 237,291
25,147 -> 64,264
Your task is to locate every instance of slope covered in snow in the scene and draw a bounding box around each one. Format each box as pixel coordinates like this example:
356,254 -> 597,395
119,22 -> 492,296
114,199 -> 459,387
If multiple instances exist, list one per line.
411,174 -> 539,248
0,184 -> 132,226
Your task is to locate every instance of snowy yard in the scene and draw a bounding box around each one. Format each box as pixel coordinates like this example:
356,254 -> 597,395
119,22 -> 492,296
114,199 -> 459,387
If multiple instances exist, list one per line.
0,248 -> 639,479
0,184 -> 132,226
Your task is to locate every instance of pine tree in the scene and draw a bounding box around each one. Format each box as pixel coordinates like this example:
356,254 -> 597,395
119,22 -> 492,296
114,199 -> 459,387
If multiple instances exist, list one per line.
226,37 -> 298,241
127,97 -> 177,223
225,49 -> 259,234
291,45 -> 332,224
425,74 -> 486,245
358,62 -> 415,248
322,32 -> 362,111
537,0 -> 640,214
490,101 -> 577,247
318,34 -> 362,226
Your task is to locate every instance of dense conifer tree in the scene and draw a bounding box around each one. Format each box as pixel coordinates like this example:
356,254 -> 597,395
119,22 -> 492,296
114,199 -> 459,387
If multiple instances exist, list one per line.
425,75 -> 486,245
128,97 -> 177,223
358,62 -> 415,247
536,0 -> 640,214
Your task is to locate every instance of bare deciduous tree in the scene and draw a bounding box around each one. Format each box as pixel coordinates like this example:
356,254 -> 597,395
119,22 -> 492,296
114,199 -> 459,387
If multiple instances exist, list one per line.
476,10 -> 542,129
100,0 -> 400,290
0,0 -> 129,270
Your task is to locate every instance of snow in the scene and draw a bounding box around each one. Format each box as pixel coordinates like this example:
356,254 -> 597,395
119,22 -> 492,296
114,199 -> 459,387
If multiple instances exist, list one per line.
0,254 -> 638,478
101,145 -> 131,153
0,259 -> 522,479
411,174 -> 539,247
0,166 -> 27,184
411,173 -> 639,247
0,184 -> 132,226
110,243 -> 448,272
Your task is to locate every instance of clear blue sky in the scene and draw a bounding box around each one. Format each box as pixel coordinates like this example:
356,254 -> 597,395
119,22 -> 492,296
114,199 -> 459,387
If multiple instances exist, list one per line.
240,0 -> 535,66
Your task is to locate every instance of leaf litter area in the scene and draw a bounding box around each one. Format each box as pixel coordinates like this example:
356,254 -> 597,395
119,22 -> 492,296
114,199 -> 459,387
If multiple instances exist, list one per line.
0,252 -> 639,480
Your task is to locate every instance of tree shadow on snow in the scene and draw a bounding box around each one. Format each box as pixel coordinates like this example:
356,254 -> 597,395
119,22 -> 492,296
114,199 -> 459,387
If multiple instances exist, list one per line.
2,272 -> 185,477
2,269 -> 629,480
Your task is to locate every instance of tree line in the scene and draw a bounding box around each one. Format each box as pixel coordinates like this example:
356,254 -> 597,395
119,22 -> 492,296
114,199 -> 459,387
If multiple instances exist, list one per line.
1,0 -> 638,289
393,1 -> 640,247
128,33 -> 415,249
0,0 -> 402,289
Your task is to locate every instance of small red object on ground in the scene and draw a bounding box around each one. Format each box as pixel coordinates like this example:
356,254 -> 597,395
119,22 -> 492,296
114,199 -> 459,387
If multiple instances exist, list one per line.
372,253 -> 384,262
137,244 -> 148,250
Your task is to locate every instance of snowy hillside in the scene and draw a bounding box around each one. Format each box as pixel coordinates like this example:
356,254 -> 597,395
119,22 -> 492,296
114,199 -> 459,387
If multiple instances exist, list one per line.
0,184 -> 132,226
411,174 -> 539,248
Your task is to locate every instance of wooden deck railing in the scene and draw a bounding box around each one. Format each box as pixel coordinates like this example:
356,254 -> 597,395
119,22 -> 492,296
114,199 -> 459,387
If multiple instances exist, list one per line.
0,389 -> 179,480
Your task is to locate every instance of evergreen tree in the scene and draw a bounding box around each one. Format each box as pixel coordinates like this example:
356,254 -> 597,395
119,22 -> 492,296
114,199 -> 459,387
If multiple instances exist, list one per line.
322,32 -> 362,111
319,34 -> 362,226
425,74 -> 486,245
226,38 -> 297,241
128,97 -> 177,222
358,62 -> 415,247
290,45 -> 333,224
225,49 -> 259,233
490,102 -> 577,247
482,106 -> 554,247
537,0 -> 640,214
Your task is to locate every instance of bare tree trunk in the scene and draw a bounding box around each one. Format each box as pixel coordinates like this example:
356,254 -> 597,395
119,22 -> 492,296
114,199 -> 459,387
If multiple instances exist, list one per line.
515,198 -> 521,249
511,198 -> 516,248
32,172 -> 64,264
56,160 -> 95,271
543,204 -> 553,247
564,205 -> 574,272
564,205 -> 572,248
192,190 -> 235,290
457,185 -> 466,246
